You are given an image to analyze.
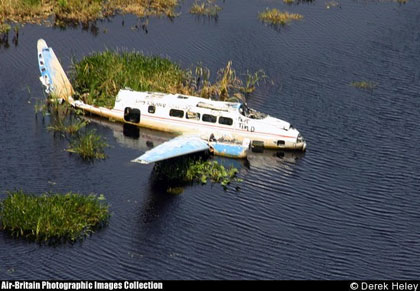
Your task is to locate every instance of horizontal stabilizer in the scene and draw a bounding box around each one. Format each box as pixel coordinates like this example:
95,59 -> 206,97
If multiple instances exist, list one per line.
131,136 -> 209,164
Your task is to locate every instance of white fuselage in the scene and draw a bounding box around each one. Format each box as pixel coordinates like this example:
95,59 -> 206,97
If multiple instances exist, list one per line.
96,89 -> 306,151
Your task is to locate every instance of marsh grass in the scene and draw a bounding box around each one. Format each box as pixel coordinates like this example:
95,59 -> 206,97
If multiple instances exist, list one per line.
48,118 -> 87,135
240,69 -> 269,94
0,190 -> 109,243
0,23 -> 10,34
258,8 -> 303,25
72,51 -> 269,106
189,0 -> 222,17
67,130 -> 108,160
44,100 -> 88,135
152,155 -> 242,193
351,81 -> 377,90
72,51 -> 188,108
0,0 -> 180,27
35,99 -> 108,160
186,160 -> 241,187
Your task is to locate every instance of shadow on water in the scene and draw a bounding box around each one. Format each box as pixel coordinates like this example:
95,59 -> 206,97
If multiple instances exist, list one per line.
139,183 -> 178,224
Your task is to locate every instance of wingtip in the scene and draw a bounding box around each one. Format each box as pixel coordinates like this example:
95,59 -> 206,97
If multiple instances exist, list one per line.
131,159 -> 149,165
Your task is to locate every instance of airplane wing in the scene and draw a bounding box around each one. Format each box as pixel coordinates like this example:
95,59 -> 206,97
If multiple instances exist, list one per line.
131,136 -> 210,164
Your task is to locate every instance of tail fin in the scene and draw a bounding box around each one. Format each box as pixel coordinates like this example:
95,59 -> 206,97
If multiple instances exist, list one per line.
37,39 -> 74,102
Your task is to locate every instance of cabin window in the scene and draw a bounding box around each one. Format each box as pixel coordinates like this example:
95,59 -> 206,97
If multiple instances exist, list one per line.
218,117 -> 233,126
186,111 -> 200,120
124,107 -> 141,123
277,140 -> 285,146
178,95 -> 189,99
169,109 -> 184,118
202,114 -> 217,123
148,105 -> 156,114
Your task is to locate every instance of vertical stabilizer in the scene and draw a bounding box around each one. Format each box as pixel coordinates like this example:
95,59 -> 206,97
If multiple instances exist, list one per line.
37,39 -> 74,102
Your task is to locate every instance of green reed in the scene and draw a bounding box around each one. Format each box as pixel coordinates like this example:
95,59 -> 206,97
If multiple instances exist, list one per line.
0,190 -> 109,243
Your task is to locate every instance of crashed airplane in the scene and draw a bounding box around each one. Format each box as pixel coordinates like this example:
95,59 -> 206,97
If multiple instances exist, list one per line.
37,39 -> 306,163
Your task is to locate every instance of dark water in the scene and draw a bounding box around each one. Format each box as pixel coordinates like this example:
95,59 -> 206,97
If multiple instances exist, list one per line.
1,0 -> 420,279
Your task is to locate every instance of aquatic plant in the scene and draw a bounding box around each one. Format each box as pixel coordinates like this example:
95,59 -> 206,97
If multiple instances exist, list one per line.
67,130 -> 108,160
72,50 -> 270,105
0,23 -> 10,34
0,190 -> 109,243
185,160 -> 242,187
152,155 -> 242,193
240,69 -> 269,94
48,118 -> 87,135
189,0 -> 222,17
350,81 -> 377,90
258,8 -> 303,26
34,98 -> 108,160
72,51 -> 189,108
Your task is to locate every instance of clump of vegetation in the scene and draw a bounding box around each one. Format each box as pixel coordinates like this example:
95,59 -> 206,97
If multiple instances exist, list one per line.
48,118 -> 87,135
189,0 -> 222,17
258,8 -> 303,25
110,0 -> 180,18
35,100 -> 108,161
351,81 -> 377,90
45,101 -> 88,135
0,23 -> 10,45
54,0 -> 104,24
0,190 -> 109,243
72,51 -> 269,107
152,155 -> 242,193
0,23 -> 10,34
186,160 -> 241,187
240,69 -> 269,94
72,51 -> 188,108
67,129 -> 108,160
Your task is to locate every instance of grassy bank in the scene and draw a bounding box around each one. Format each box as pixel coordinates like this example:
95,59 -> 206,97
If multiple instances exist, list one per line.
0,0 -> 180,26
0,190 -> 109,243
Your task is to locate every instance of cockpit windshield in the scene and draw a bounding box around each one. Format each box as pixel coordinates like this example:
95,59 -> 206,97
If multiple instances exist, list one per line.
239,104 -> 267,119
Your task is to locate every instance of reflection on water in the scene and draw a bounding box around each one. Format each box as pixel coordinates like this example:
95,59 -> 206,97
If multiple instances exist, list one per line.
86,114 -> 304,172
